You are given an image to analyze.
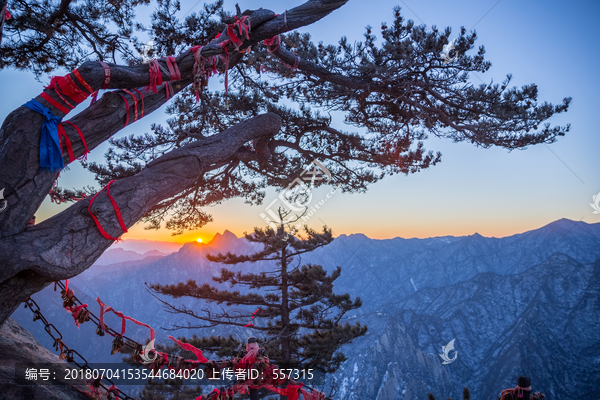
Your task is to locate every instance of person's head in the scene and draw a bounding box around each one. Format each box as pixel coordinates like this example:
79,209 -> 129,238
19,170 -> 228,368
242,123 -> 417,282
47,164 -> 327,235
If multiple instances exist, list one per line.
246,336 -> 259,352
516,376 -> 532,400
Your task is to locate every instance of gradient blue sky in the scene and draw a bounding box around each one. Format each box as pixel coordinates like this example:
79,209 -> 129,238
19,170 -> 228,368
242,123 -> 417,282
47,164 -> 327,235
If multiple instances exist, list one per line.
1,0 -> 598,242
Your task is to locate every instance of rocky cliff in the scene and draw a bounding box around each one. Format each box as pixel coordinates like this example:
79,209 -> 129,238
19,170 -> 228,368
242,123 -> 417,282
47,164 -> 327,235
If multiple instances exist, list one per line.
0,318 -> 91,399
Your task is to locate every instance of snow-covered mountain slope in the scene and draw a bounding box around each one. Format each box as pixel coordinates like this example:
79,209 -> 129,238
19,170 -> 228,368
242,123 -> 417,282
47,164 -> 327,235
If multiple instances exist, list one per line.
10,220 -> 600,399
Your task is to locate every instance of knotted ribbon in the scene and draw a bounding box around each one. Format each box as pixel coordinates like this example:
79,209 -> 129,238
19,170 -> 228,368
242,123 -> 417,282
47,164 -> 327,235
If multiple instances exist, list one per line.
264,383 -> 304,400
147,59 -> 163,94
96,296 -> 155,341
23,99 -> 64,171
227,15 -> 251,47
168,336 -> 209,363
88,180 -> 128,241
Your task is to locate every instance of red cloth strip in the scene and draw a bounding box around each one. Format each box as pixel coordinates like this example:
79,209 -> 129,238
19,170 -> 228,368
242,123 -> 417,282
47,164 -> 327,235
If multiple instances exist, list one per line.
166,56 -> 181,81
264,383 -> 303,400
235,347 -> 259,370
300,387 -> 310,399
72,70 -> 93,94
47,74 -> 90,104
90,91 -> 99,104
100,61 -> 111,89
46,77 -> 76,110
90,62 -> 111,104
53,88 -> 76,110
117,94 -> 130,127
190,45 -> 202,77
226,15 -> 250,46
263,35 -> 280,52
168,336 -> 209,363
132,88 -> 145,118
106,385 -> 120,399
90,383 -> 101,397
61,121 -> 89,157
148,59 -> 163,94
165,57 -> 181,101
121,89 -> 138,122
40,92 -> 71,114
88,180 -> 128,242
70,304 -> 88,328
96,297 -> 155,341
244,308 -> 261,327
56,123 -> 76,162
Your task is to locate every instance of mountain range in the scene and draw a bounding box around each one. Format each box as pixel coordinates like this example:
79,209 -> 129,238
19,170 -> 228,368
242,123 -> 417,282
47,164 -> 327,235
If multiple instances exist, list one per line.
10,218 -> 600,399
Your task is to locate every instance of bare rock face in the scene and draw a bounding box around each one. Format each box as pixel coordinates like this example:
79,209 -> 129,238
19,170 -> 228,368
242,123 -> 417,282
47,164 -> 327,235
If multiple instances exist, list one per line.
0,318 -> 90,400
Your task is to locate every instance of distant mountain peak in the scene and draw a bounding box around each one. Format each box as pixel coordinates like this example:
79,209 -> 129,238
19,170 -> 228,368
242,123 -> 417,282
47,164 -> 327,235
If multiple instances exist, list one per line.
544,218 -> 578,230
223,229 -> 238,239
111,239 -> 183,254
553,217 -> 576,224
336,233 -> 370,240
207,230 -> 239,247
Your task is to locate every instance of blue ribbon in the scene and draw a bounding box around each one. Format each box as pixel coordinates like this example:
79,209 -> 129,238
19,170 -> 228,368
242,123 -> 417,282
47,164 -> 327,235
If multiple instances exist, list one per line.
23,99 -> 64,171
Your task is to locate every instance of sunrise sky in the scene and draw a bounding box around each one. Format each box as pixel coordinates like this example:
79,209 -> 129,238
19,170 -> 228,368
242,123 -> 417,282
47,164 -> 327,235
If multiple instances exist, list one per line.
1,0 -> 598,243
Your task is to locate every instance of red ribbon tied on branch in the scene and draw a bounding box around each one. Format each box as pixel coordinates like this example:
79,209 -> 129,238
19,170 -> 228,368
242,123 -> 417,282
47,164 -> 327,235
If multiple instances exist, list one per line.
88,180 -> 128,242
91,61 -> 111,104
263,35 -> 280,52
226,15 -> 251,47
244,308 -> 261,327
147,59 -> 163,94
165,56 -> 181,100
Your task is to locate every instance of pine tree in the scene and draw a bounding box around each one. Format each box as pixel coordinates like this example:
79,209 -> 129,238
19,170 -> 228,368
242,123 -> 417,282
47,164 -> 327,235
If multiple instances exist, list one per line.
0,0 -> 571,327
149,223 -> 366,373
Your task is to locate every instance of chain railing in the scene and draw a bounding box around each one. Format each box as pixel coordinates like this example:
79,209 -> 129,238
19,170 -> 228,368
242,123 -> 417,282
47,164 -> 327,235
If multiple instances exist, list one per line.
24,280 -> 332,399
24,296 -> 135,400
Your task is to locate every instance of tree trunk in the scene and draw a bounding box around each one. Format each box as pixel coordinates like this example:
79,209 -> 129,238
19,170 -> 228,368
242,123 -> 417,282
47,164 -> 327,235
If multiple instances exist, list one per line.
0,113 -> 282,325
280,244 -> 291,363
280,245 -> 291,400
0,0 -> 350,328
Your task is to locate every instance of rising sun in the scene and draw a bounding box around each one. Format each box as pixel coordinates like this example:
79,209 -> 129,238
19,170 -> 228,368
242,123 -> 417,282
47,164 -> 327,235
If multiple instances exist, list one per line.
196,238 -> 203,243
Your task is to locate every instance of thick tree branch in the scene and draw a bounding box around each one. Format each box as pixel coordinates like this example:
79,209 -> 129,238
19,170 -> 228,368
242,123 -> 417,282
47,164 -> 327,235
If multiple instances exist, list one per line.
0,0 -> 349,238
0,113 -> 282,325
0,80 -> 191,238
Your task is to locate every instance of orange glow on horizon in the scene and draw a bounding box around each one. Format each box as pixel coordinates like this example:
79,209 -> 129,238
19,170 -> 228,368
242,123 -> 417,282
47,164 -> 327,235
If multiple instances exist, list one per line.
118,215 -> 571,243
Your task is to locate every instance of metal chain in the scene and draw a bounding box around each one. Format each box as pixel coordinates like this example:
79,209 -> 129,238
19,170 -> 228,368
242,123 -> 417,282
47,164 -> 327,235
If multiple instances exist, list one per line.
40,281 -> 332,399
24,297 -> 135,400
